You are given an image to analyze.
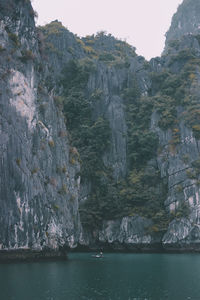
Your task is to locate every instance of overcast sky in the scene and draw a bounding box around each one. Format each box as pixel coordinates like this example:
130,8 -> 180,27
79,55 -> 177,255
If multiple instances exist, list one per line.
32,0 -> 183,60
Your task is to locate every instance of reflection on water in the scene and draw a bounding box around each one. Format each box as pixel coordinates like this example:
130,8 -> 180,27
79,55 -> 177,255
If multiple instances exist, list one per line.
0,253 -> 200,299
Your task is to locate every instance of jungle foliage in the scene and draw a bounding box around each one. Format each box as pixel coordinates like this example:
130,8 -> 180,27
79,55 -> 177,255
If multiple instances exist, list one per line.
58,58 -> 168,230
57,43 -> 200,232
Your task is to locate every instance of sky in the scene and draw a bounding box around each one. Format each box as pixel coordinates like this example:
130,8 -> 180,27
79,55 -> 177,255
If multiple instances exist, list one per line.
32,0 -> 183,61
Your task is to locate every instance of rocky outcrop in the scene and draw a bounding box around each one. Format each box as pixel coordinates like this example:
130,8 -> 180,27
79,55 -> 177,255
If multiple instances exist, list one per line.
1,0 -> 200,256
151,35 -> 200,250
86,57 -> 150,179
79,216 -> 164,252
0,0 -> 81,252
78,0 -> 200,251
165,0 -> 200,52
162,218 -> 200,251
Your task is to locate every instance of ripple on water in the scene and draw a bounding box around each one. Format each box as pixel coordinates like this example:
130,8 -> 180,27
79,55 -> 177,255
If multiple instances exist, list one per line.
0,253 -> 200,300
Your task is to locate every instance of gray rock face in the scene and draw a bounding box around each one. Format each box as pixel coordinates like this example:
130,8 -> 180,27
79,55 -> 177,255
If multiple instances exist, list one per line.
165,0 -> 200,52
80,5 -> 200,249
0,0 -> 81,251
162,217 -> 200,251
1,0 -> 200,254
80,216 -> 160,251
86,57 -> 150,179
99,216 -> 153,245
38,20 -> 85,81
87,62 -> 128,179
150,34 -> 200,250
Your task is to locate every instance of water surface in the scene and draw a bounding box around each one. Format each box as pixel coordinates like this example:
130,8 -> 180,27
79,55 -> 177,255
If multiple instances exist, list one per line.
0,253 -> 199,299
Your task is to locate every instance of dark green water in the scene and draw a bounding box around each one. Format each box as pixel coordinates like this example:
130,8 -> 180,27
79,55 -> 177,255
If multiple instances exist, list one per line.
0,253 -> 200,300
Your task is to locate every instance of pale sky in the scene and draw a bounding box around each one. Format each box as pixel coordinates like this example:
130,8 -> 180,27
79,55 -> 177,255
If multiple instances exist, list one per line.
32,0 -> 183,60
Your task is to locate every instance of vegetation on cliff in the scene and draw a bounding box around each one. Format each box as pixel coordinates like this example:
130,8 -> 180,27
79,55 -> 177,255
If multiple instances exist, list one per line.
39,21 -> 200,233
53,34 -> 169,231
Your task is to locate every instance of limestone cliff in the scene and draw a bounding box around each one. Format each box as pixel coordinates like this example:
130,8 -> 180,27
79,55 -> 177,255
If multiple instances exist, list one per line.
77,0 -> 200,251
155,34 -> 200,250
0,0 -> 81,252
165,0 -> 200,52
1,0 -> 200,255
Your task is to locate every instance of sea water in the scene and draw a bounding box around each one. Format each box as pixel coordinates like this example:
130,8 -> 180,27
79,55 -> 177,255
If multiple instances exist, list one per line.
0,253 -> 199,300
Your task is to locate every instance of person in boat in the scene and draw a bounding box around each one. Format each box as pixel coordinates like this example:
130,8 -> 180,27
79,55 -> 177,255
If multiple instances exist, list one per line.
92,248 -> 103,258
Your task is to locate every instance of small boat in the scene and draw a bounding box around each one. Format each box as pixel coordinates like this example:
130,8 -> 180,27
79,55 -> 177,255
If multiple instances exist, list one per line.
92,253 -> 104,258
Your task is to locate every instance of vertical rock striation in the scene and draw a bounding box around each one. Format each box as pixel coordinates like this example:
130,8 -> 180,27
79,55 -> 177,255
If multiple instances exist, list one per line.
165,0 -> 200,53
1,0 -> 200,255
0,0 -> 81,253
